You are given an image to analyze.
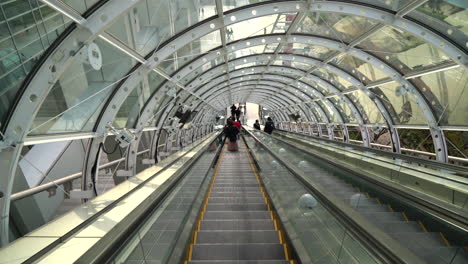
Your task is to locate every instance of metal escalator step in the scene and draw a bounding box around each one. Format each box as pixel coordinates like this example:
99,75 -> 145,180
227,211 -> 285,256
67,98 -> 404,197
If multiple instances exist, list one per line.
200,220 -> 276,231
209,192 -> 264,197
203,211 -> 272,220
359,212 -> 406,222
214,183 -> 260,187
206,203 -> 268,211
212,187 -> 261,192
390,232 -> 448,247
375,221 -> 424,233
191,244 -> 286,260
196,230 -> 281,243
208,197 -> 266,204
189,261 -> 290,264
355,204 -> 391,212
406,246 -> 468,264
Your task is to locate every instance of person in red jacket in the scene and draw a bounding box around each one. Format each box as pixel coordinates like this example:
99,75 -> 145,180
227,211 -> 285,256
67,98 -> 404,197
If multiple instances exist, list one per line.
233,120 -> 241,140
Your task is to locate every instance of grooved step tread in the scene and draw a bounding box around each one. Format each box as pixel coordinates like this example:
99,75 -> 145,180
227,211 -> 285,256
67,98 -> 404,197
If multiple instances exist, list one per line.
191,244 -> 286,261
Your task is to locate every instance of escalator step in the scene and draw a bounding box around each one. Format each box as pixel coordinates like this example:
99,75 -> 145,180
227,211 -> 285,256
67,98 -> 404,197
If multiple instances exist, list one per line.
203,211 -> 272,220
191,244 -> 286,260
390,232 -> 449,247
206,203 -> 268,211
375,221 -> 425,233
209,192 -> 264,197
189,261 -> 290,264
200,220 -> 275,231
196,230 -> 281,243
208,197 -> 266,203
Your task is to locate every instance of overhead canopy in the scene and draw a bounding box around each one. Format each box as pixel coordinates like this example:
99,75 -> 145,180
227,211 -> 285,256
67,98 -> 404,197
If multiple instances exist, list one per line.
0,0 -> 466,167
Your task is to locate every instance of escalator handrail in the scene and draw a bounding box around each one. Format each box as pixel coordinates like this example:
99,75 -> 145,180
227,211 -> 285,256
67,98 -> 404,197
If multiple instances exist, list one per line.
244,129 -> 425,264
277,129 -> 468,177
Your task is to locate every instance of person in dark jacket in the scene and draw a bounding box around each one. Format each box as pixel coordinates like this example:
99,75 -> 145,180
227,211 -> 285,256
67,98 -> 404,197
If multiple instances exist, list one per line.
253,120 -> 261,130
224,119 -> 239,151
230,105 -> 237,119
235,108 -> 241,121
264,117 -> 275,134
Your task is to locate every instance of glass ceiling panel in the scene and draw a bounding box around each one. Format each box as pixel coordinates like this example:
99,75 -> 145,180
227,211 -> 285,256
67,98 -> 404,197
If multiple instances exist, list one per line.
279,43 -> 335,60
273,60 -> 311,71
329,96 -> 357,123
104,0 -> 216,56
30,38 -> 138,135
297,12 -> 379,44
372,83 -> 427,125
358,26 -> 453,74
226,14 -> 286,42
113,81 -> 145,129
301,76 -> 333,96
228,44 -> 269,60
347,90 -> 385,124
414,0 -> 468,48
307,103 -> 327,123
179,57 -> 225,85
0,1 -> 70,125
412,67 -> 468,125
312,68 -> 354,91
222,0 -> 270,12
157,30 -> 222,75
331,54 -> 388,84
331,0 -> 410,11
317,100 -> 340,123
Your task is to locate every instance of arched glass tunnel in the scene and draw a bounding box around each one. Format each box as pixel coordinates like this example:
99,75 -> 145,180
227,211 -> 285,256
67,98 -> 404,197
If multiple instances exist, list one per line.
0,0 -> 466,248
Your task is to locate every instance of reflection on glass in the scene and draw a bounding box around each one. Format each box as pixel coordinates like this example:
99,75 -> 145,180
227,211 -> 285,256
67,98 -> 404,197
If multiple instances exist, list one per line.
358,26 -> 453,74
222,0 -> 270,11
297,12 -> 379,44
30,39 -> 137,135
329,96 -> 357,123
159,30 -> 222,75
0,1 -> 70,125
225,14 -> 290,42
331,54 -> 388,84
347,90 -> 384,124
373,82 -> 427,125
412,67 -> 468,125
280,43 -> 335,60
317,100 -> 339,123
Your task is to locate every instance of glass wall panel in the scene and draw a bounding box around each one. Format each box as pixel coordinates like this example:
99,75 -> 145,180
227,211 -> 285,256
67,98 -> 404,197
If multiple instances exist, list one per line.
412,67 -> 468,125
30,39 -> 137,135
444,130 -> 468,161
358,26 -> 453,74
347,90 -> 385,124
331,54 -> 388,84
178,56 -> 225,85
373,83 -> 427,125
297,12 -> 379,43
0,1 -> 69,126
399,128 -> 435,154
279,43 -> 334,60
308,103 -> 326,123
347,126 -> 363,142
368,126 -> 392,151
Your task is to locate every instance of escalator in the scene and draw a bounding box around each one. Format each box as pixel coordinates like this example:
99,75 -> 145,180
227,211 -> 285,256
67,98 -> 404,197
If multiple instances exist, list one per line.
186,142 -> 294,263
250,130 -> 467,264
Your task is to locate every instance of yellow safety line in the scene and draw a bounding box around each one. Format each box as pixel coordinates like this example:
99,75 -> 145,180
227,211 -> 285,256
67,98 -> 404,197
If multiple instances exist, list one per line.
185,145 -> 226,262
388,205 -> 394,212
439,232 -> 451,247
375,198 -> 381,204
418,221 -> 428,232
243,139 -> 294,262
402,212 -> 409,222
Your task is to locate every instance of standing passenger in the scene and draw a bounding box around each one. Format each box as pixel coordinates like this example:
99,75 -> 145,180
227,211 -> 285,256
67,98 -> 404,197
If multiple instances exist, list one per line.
224,120 -> 239,151
230,104 -> 237,119
264,117 -> 275,135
